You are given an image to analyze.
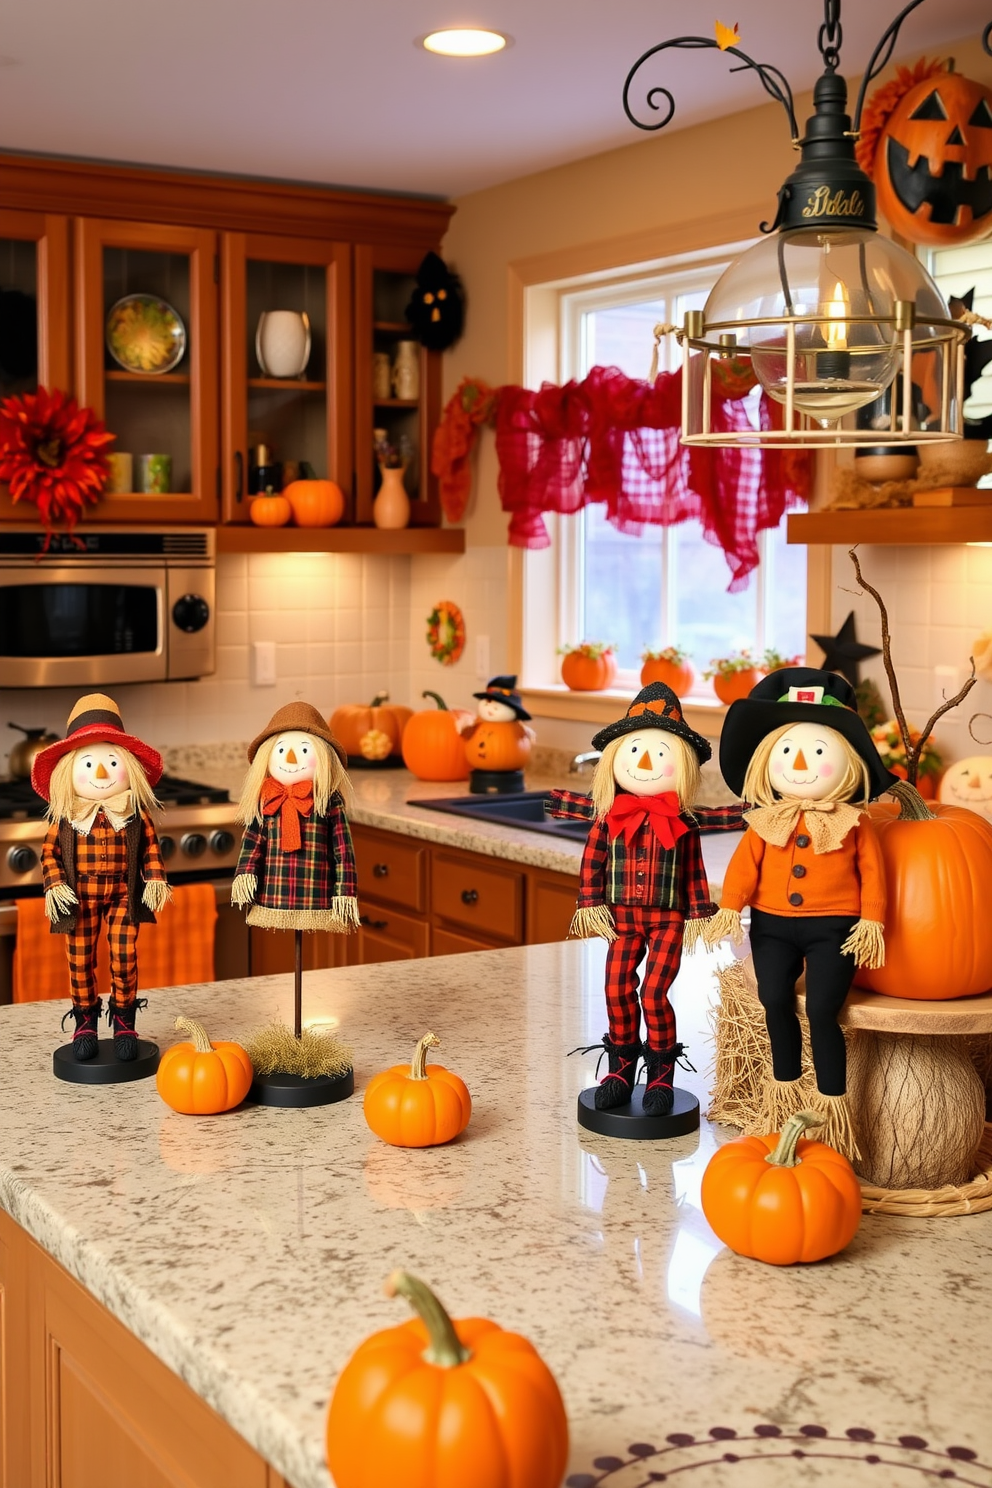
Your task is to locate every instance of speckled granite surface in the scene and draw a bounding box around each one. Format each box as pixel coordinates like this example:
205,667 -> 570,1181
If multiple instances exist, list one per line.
1,944 -> 990,1488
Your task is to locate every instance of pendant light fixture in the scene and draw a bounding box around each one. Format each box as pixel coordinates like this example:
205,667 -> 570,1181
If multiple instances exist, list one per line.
623,0 -> 981,448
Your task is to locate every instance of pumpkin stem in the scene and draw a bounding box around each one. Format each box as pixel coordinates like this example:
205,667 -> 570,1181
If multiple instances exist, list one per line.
888,778 -> 936,822
410,1031 -> 441,1080
174,1015 -> 213,1054
422,690 -> 448,711
384,1271 -> 471,1367
765,1110 -> 824,1168
370,691 -> 389,707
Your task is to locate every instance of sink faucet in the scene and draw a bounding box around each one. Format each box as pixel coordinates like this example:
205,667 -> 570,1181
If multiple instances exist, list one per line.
569,751 -> 601,774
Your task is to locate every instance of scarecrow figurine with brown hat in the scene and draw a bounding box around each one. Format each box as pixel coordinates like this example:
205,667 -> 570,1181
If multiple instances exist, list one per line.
548,682 -> 743,1122
703,667 -> 897,1155
31,693 -> 170,1066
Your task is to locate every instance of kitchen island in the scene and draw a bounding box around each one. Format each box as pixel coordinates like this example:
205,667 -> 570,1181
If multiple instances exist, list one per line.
2,942 -> 990,1488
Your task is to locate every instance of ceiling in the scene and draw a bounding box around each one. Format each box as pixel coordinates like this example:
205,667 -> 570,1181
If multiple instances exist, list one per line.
0,0 -> 986,200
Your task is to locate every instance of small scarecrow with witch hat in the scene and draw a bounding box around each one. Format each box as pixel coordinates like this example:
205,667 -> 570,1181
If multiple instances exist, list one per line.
31,694 -> 170,1062
548,683 -> 743,1116
703,668 -> 897,1154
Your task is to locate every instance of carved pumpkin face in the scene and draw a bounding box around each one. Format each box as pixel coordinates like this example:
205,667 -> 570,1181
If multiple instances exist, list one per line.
876,70 -> 992,246
938,754 -> 992,822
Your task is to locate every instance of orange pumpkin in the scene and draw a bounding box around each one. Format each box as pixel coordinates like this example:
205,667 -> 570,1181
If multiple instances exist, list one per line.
364,1032 -> 471,1147
713,668 -> 762,705
401,691 -> 472,781
701,1111 -> 862,1265
330,693 -> 413,760
869,67 -> 992,248
156,1016 -> 254,1115
855,788 -> 992,1000
249,491 -> 292,527
327,1271 -> 569,1488
464,719 -> 532,773
641,651 -> 694,695
560,644 -> 617,692
283,478 -> 345,528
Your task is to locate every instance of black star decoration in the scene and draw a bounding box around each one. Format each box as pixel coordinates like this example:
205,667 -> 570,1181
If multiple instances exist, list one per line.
808,611 -> 881,686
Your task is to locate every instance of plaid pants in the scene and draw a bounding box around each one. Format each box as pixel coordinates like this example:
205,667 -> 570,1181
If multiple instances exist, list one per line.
604,905 -> 684,1048
64,877 -> 139,1010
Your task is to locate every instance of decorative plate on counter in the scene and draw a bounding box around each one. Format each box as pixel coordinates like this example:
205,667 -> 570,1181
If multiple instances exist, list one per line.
105,295 -> 187,374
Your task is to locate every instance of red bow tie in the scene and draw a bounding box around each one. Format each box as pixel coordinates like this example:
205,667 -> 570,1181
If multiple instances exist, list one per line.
605,791 -> 688,850
261,776 -> 314,853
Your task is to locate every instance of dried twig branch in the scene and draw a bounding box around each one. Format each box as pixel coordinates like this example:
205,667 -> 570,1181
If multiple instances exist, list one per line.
913,659 -> 976,778
848,547 -> 913,765
970,712 -> 992,747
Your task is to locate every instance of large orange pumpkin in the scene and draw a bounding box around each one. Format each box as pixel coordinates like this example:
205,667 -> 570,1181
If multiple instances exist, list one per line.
855,788 -> 992,1000
156,1016 -> 254,1115
283,478 -> 345,527
701,1111 -> 862,1265
364,1032 -> 471,1147
867,65 -> 992,247
464,719 -> 532,773
330,692 -> 413,761
249,490 -> 292,527
401,691 -> 473,781
560,644 -> 617,692
327,1271 -> 569,1488
641,649 -> 694,696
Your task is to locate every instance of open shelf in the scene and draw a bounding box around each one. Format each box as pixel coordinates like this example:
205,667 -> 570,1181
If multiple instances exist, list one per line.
373,320 -> 412,333
104,370 -> 190,385
373,397 -> 418,409
788,508 -> 992,545
247,377 -> 326,391
217,524 -> 465,554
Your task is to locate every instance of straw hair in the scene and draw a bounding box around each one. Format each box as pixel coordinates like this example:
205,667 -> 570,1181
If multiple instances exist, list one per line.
741,722 -> 870,808
46,748 -> 160,823
590,733 -> 701,818
237,733 -> 351,825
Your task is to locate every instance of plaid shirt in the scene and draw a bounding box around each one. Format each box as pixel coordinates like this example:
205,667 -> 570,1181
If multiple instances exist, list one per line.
42,809 -> 167,890
236,794 -> 356,912
547,789 -> 743,917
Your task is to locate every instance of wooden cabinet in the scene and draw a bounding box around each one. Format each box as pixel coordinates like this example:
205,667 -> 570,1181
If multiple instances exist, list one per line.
353,827 -> 427,913
0,1210 -> 288,1488
431,850 -> 523,943
355,900 -> 430,963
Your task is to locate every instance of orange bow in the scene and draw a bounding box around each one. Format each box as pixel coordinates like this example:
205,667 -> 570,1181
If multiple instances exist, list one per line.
606,791 -> 688,850
260,776 -> 314,853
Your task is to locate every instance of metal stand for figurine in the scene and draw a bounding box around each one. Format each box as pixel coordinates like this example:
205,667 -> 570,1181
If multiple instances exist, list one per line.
576,1086 -> 700,1140
247,930 -> 354,1109
469,769 -> 526,795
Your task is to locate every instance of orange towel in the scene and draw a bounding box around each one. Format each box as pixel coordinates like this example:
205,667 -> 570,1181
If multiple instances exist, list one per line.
13,883 -> 218,1003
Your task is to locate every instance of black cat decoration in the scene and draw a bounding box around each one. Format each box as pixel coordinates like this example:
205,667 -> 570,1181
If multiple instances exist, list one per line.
404,253 -> 464,352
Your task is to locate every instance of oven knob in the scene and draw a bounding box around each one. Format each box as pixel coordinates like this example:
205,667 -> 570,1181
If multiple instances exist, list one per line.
180,832 -> 207,858
158,834 -> 176,861
7,845 -> 38,874
172,594 -> 210,633
209,830 -> 235,855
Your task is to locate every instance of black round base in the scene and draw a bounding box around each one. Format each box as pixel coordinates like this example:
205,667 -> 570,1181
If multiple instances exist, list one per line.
346,756 -> 405,770
469,769 -> 526,795
247,1066 -> 355,1108
577,1085 -> 700,1140
53,1039 -> 160,1085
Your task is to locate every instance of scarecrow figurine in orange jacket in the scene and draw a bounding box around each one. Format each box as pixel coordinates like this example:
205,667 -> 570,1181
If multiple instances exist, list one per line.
704,668 -> 897,1153
31,694 -> 170,1062
548,683 -> 743,1115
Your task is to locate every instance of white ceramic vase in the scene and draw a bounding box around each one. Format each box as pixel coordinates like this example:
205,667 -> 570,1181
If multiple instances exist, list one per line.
373,465 -> 411,530
392,341 -> 420,401
256,311 -> 311,378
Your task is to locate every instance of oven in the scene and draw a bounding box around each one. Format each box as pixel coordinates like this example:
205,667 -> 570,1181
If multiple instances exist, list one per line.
0,528 -> 215,688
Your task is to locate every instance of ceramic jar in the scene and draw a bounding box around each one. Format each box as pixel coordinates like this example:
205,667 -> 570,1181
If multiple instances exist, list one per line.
372,352 -> 392,401
256,311 -> 311,379
391,341 -> 420,401
373,466 -> 411,530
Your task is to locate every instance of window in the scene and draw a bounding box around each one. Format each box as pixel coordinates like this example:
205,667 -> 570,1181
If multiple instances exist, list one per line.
929,241 -> 992,477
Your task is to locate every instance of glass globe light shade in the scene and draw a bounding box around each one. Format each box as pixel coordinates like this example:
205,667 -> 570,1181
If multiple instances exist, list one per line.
703,227 -> 952,427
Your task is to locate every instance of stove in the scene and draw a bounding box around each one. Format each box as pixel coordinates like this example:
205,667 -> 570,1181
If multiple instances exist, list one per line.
0,774 -> 242,898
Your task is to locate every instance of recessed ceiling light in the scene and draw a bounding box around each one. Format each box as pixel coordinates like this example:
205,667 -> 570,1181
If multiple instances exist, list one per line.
420,28 -> 508,56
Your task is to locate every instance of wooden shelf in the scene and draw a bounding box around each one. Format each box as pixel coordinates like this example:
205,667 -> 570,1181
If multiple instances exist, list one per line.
247,377 -> 326,391
373,398 -> 418,409
216,524 -> 465,554
105,370 -> 190,385
373,320 -> 412,333
788,507 -> 992,546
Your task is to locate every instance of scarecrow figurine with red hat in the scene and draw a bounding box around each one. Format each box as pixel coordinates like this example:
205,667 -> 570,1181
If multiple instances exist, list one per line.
703,668 -> 897,1155
548,683 -> 743,1118
32,693 -> 170,1063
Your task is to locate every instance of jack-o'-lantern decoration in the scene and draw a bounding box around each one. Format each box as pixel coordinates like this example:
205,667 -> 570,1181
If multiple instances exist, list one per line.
938,755 -> 992,824
858,59 -> 992,247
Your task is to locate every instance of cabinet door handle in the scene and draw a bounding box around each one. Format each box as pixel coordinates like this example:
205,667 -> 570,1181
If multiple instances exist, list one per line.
372,863 -> 389,878
234,450 -> 244,502
461,889 -> 479,905
360,915 -> 388,930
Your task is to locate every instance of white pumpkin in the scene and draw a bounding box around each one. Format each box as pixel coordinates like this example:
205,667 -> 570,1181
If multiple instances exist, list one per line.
938,755 -> 992,823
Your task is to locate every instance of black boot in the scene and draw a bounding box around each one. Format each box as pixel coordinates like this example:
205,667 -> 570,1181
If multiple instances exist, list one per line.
106,997 -> 147,1062
62,1000 -> 102,1061
642,1042 -> 695,1117
593,1035 -> 642,1111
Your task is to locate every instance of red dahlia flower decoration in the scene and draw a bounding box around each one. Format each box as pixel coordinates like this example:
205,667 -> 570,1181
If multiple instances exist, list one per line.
0,387 -> 113,538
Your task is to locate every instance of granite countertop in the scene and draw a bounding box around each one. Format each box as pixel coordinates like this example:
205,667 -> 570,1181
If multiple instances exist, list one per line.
2,945 -> 990,1488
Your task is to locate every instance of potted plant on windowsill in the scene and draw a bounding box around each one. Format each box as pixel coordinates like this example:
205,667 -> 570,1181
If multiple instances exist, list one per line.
703,650 -> 763,706
558,642 -> 618,692
640,645 -> 694,696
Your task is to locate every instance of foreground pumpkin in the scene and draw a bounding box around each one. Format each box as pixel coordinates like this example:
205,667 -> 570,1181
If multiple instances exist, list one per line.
330,692 -> 413,761
326,1270 -> 569,1488
364,1031 -> 471,1147
401,690 -> 473,781
156,1016 -> 253,1114
701,1112 -> 861,1265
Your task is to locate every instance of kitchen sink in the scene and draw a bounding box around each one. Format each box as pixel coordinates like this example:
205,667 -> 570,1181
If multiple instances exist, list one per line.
407,790 -> 591,842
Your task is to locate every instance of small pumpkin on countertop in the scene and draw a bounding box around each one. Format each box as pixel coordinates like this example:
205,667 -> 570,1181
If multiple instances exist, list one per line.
326,1270 -> 569,1488
156,1015 -> 254,1115
283,477 -> 345,528
364,1031 -> 471,1147
329,692 -> 413,762
701,1111 -> 862,1265
401,690 -> 473,781
249,488 -> 292,527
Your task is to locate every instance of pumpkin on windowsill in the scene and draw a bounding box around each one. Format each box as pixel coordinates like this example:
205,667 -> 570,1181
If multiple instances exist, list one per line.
703,651 -> 763,706
364,1032 -> 471,1147
641,645 -> 693,696
559,642 -> 617,692
329,693 -> 413,765
401,691 -> 473,781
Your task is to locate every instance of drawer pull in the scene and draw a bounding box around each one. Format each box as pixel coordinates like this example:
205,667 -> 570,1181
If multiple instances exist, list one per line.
461,889 -> 479,905
360,915 -> 388,930
372,863 -> 389,878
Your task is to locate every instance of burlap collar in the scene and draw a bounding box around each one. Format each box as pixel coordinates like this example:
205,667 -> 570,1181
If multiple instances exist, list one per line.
70,791 -> 135,835
743,799 -> 863,854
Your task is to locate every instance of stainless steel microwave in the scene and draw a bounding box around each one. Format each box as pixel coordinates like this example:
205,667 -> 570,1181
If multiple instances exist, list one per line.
0,528 -> 216,687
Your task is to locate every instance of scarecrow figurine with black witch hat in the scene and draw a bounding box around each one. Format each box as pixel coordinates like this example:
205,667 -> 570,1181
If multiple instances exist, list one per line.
704,668 -> 897,1154
31,694 -> 170,1065
549,683 -> 743,1118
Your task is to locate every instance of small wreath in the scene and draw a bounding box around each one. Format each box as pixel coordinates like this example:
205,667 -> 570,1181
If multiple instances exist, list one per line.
426,600 -> 465,667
